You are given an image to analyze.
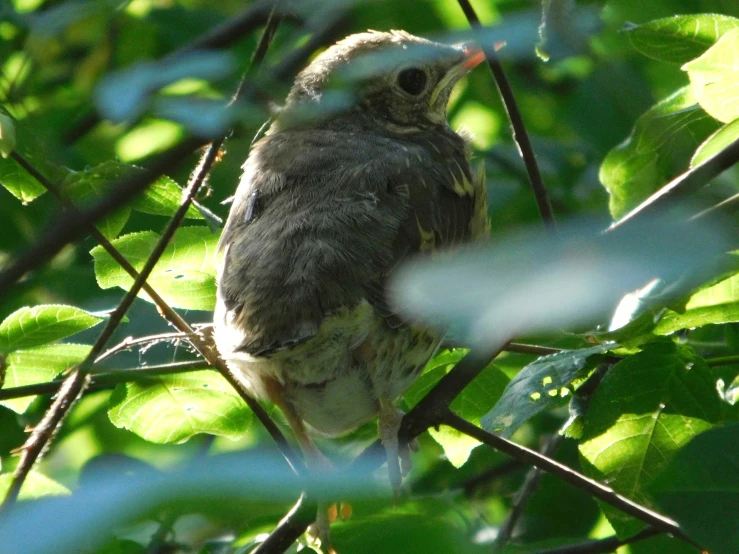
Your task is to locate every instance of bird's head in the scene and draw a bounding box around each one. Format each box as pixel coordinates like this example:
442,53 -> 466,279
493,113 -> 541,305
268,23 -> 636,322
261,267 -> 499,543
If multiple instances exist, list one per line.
276,30 -> 485,132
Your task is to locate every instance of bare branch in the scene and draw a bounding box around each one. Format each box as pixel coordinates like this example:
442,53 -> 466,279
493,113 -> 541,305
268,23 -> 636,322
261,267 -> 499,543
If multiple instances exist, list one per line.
492,434 -> 564,551
251,494 -> 317,554
0,360 -> 209,402
504,343 -> 563,357
1,369 -> 88,511
456,0 -> 557,235
608,137 -> 739,232
531,527 -> 662,554
441,412 -> 702,550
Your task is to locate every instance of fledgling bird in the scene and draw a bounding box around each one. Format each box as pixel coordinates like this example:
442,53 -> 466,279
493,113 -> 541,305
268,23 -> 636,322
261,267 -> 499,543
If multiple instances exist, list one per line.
214,29 -> 489,497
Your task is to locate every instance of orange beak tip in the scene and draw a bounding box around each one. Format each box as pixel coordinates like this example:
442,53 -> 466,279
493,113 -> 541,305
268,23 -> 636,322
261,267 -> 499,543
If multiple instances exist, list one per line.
462,48 -> 486,70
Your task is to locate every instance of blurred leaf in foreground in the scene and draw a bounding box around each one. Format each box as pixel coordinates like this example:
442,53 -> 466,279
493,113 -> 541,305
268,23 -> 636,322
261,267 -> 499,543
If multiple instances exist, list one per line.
391,216 -> 731,349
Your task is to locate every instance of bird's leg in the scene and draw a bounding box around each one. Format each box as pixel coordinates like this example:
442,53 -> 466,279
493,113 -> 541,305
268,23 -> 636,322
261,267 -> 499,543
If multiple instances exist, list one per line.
377,399 -> 416,497
264,377 -> 336,553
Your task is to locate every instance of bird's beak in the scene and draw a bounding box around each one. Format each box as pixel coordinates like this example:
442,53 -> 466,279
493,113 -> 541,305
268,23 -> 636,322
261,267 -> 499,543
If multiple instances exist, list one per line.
461,43 -> 486,71
429,42 -> 485,108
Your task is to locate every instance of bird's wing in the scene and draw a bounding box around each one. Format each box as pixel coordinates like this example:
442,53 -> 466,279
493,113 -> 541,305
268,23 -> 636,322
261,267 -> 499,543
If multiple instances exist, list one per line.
363,134 -> 488,329
215,130 -> 488,356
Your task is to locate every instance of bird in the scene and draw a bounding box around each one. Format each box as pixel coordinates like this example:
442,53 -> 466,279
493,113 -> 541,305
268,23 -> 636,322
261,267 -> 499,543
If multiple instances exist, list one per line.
213,28 -> 489,544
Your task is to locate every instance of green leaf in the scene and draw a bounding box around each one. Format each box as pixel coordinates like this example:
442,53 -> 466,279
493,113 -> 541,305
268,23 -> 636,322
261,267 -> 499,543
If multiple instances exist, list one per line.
130,174 -> 203,219
0,110 -> 16,158
404,349 -> 509,467
0,305 -> 102,354
0,109 -> 69,204
332,513 -> 474,554
0,343 -> 91,413
691,118 -> 739,167
108,370 -> 252,443
90,226 -> 219,311
480,344 -> 612,439
599,86 -> 720,220
652,269 -> 739,335
579,342 -> 722,537
627,14 -> 739,65
0,471 -> 71,501
0,159 -> 46,202
652,423 -> 739,554
683,28 -> 739,123
62,161 -> 133,239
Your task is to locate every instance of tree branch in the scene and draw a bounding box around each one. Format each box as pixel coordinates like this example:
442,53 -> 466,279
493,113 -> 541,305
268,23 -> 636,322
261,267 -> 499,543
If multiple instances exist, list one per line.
0,360 -> 209,402
441,412 -> 702,550
531,527 -> 662,554
456,0 -> 557,235
608,137 -> 739,232
251,494 -> 318,554
492,434 -> 564,551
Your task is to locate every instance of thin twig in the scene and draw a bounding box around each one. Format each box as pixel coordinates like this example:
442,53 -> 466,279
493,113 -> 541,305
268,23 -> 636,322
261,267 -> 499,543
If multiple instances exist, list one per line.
94,331 -> 190,364
492,434 -> 564,551
0,360 -> 209,401
456,0 -> 557,235
706,354 -> 739,367
531,527 -> 662,554
251,494 -> 317,554
10,151 -> 195,337
504,343 -> 563,357
2,141 -> 220,510
459,459 -> 523,496
608,137 -> 739,232
1,369 -> 89,511
441,412 -> 702,550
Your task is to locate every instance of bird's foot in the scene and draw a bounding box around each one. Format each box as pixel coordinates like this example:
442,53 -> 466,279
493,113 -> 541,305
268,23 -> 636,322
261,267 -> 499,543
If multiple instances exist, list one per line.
378,403 -> 417,498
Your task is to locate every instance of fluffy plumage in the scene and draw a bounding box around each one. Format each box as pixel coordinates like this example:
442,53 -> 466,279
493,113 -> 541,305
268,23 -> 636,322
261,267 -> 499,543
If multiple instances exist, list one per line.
214,30 -> 488,438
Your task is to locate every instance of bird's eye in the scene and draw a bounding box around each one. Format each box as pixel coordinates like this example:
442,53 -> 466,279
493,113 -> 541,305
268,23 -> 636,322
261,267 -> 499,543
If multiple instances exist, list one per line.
397,68 -> 427,96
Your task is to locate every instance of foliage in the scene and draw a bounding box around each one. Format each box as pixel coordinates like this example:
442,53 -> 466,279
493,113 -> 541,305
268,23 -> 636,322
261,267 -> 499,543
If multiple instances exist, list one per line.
1,1 -> 739,554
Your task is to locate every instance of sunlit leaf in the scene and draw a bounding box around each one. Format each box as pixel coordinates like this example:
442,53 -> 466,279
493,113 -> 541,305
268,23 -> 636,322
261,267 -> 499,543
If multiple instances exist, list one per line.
130,174 -> 203,219
653,268 -> 739,335
0,115 -> 66,203
108,370 -> 252,443
691,118 -> 739,167
90,226 -> 219,311
0,110 -> 16,158
0,471 -> 71,501
579,342 -> 722,537
627,14 -> 739,65
481,344 -> 612,439
405,350 -> 509,467
0,305 -> 102,354
0,343 -> 90,413
599,86 -> 720,219
683,28 -> 739,123
652,423 -> 739,554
